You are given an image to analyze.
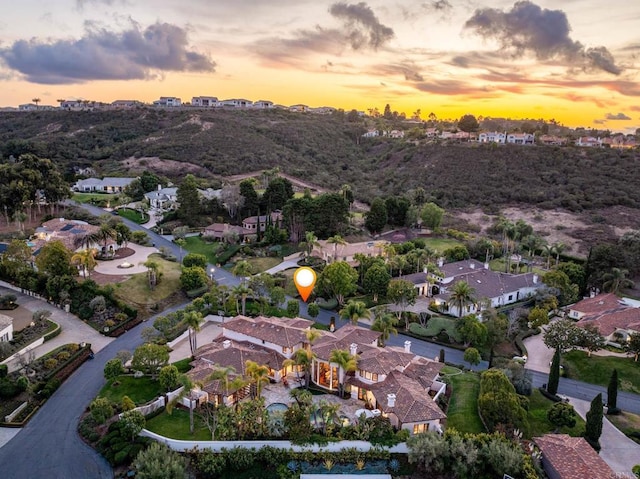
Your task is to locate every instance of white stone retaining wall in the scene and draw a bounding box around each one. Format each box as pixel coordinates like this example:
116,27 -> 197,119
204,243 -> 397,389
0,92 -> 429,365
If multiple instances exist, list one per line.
1,337 -> 45,366
4,401 -> 28,422
138,430 -> 409,454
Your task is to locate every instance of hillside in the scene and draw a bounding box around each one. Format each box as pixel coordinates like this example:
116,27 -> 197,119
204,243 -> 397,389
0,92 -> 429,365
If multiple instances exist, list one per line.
2,108 -> 640,215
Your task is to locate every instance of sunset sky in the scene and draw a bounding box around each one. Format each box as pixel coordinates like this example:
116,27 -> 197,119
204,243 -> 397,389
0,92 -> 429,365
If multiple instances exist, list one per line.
1,0 -> 639,131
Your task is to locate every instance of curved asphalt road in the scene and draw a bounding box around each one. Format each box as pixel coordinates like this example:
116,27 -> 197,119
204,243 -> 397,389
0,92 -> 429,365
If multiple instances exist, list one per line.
1,203 -> 638,478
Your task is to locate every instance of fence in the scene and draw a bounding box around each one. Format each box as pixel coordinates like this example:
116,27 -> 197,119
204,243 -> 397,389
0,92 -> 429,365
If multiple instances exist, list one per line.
139,430 -> 409,454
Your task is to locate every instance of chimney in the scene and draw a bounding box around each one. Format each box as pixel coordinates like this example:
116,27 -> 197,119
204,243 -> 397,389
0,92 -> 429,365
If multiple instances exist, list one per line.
387,393 -> 396,408
223,340 -> 231,349
437,258 -> 444,267
423,267 -> 428,273
590,289 -> 596,298
350,343 -> 358,356
533,274 -> 538,284
470,262 -> 475,269
484,262 -> 489,270
157,184 -> 162,191
404,340 -> 411,353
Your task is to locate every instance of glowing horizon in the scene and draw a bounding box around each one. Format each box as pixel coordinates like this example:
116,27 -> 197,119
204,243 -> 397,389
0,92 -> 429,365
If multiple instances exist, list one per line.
0,0 -> 638,132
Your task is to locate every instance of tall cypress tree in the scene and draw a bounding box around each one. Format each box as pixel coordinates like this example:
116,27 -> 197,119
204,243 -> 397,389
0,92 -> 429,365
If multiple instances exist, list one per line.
585,393 -> 604,450
607,369 -> 619,414
547,348 -> 561,395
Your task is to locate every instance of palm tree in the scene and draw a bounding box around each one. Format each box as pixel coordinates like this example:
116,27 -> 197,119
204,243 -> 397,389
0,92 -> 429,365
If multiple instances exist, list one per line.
141,259 -> 160,290
232,260 -> 253,283
71,248 -> 97,278
76,222 -> 117,256
326,234 -> 347,263
299,231 -> 319,263
602,267 -> 634,294
183,311 -> 204,356
245,360 -> 270,399
450,281 -> 476,317
166,374 -> 198,434
285,348 -> 316,389
329,348 -> 358,398
339,300 -> 370,324
542,243 -> 554,270
521,235 -> 544,272
552,242 -> 566,267
231,283 -> 253,315
207,365 -> 237,405
371,309 -> 399,347
409,248 -> 431,273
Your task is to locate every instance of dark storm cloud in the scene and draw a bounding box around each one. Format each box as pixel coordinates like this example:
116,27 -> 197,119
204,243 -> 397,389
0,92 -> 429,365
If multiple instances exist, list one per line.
0,22 -> 215,84
464,1 -> 622,75
328,2 -> 394,50
605,112 -> 631,120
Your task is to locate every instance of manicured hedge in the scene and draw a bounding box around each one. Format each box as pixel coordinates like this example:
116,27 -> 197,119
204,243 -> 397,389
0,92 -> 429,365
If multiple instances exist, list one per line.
43,321 -> 62,342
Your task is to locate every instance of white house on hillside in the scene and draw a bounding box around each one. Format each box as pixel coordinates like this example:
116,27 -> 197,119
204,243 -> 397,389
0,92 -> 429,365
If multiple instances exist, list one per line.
153,97 -> 181,107
191,96 -> 219,107
478,131 -> 506,143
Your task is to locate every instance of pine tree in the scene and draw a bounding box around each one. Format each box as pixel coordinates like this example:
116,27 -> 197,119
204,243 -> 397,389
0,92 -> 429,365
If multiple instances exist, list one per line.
607,369 -> 620,415
584,393 -> 604,450
547,348 -> 561,395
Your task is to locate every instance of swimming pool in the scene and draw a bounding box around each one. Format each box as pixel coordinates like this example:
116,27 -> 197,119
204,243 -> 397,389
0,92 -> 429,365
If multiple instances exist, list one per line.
266,402 -> 289,413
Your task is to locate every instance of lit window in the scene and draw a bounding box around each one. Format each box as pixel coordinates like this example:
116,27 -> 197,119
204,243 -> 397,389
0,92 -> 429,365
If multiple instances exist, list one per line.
413,424 -> 427,434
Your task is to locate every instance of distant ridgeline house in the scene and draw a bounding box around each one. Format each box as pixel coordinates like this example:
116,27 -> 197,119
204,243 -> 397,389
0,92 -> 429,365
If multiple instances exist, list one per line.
72,177 -> 136,193
186,315 -> 446,435
144,186 -> 178,211
570,292 -> 640,345
403,259 -> 544,318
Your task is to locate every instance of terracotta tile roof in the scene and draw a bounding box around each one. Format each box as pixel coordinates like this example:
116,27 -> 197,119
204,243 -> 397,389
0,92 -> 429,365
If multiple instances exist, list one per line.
571,293 -> 623,314
535,434 -> 614,479
576,308 -> 640,336
313,324 -> 381,361
193,337 -> 286,373
403,357 -> 445,388
357,347 -> 415,375
223,315 -> 312,348
371,370 -> 445,423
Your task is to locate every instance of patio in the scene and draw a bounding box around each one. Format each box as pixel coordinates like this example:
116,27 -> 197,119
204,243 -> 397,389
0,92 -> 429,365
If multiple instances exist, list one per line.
262,374 -> 366,422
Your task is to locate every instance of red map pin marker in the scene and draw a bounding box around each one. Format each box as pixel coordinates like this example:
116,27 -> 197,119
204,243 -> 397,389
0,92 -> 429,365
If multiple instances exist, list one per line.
293,267 -> 316,302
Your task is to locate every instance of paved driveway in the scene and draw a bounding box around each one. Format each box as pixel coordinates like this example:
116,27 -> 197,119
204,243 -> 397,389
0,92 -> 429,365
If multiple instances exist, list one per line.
570,397 -> 640,476
0,283 -> 113,373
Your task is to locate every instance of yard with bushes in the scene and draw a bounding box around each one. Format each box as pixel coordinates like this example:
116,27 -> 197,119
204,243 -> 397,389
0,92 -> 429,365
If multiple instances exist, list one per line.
113,254 -> 184,316
561,350 -> 640,394
444,370 -> 586,439
98,376 -> 163,405
117,207 -> 148,224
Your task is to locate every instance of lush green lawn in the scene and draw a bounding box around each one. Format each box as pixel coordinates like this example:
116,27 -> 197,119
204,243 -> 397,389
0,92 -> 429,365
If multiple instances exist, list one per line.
145,409 -> 210,440
245,256 -> 281,273
117,208 -> 148,224
527,389 -> 585,438
172,358 -> 193,374
446,372 -> 484,434
99,376 -> 162,405
183,236 -> 221,264
420,317 -> 461,341
113,254 -> 182,310
562,350 -> 640,394
422,238 -> 463,255
72,192 -> 125,207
